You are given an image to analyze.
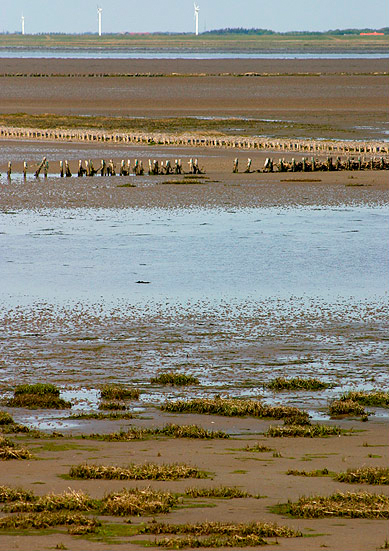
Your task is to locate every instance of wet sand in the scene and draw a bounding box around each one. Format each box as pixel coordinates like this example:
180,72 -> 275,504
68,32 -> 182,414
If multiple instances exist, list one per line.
0,417 -> 388,551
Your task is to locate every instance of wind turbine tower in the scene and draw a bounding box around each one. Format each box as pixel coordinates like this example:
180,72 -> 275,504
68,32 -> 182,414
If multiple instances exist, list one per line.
194,3 -> 199,36
97,7 -> 103,37
21,14 -> 25,35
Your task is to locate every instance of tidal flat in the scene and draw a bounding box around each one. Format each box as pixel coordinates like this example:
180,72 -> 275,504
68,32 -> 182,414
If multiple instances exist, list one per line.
0,56 -> 388,551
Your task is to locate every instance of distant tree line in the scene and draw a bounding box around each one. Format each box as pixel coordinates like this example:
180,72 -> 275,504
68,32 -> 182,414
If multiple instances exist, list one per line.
203,27 -> 389,35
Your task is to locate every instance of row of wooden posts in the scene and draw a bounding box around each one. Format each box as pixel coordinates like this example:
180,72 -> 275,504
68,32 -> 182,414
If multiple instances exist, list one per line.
2,158 -> 204,178
0,125 -> 388,156
234,156 -> 389,173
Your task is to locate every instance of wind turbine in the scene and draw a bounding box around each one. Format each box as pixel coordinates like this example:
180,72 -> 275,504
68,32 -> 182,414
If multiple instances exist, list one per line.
194,3 -> 199,36
21,14 -> 25,35
97,7 -> 103,37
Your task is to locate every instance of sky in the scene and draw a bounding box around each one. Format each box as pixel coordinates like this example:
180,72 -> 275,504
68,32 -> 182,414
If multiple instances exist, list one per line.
0,0 -> 387,34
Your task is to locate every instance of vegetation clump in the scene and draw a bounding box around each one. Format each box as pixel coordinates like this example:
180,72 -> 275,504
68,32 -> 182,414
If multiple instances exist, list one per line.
69,462 -> 208,481
329,399 -> 367,416
0,511 -> 100,532
6,384 -> 71,409
0,436 -> 32,460
279,491 -> 389,519
100,384 -> 140,400
243,443 -> 273,452
151,373 -> 199,386
267,377 -> 329,391
154,534 -> 267,547
0,412 -> 14,425
336,467 -> 389,485
100,487 -> 177,516
98,401 -> 127,411
155,424 -> 228,439
265,424 -> 342,438
6,490 -> 95,513
340,391 -> 389,408
71,411 -> 134,420
140,520 -> 302,538
184,487 -> 254,499
0,486 -> 35,503
87,428 -> 150,441
286,468 -> 330,477
87,424 -> 229,441
161,398 -> 309,422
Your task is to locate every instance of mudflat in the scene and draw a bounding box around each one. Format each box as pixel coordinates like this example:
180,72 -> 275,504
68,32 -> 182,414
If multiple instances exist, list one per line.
0,55 -> 388,551
0,59 -> 388,140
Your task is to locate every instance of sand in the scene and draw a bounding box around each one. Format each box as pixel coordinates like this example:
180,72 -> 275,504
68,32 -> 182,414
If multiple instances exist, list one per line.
0,416 -> 388,551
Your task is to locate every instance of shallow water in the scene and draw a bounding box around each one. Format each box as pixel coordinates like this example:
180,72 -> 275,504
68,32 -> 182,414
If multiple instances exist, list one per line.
1,206 -> 387,305
0,50 -> 388,60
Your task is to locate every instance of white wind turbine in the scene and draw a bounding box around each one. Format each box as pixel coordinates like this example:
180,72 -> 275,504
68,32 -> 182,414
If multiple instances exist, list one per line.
21,14 -> 25,35
97,7 -> 103,37
194,3 -> 199,36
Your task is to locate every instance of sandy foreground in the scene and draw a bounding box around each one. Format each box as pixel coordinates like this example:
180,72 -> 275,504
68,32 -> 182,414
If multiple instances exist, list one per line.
0,415 -> 388,551
0,57 -> 389,551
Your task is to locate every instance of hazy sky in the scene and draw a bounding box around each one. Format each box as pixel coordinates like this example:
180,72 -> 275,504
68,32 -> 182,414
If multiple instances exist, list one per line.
0,0 -> 387,34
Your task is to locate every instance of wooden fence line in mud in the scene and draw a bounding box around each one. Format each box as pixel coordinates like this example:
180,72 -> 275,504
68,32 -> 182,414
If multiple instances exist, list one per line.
0,126 -> 388,156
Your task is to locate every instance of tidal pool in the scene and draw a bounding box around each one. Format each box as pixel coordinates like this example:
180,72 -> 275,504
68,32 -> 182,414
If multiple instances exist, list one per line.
1,206 -> 387,305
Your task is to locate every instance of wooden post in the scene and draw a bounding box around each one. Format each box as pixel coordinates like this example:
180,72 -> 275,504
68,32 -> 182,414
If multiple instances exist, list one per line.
78,160 -> 85,177
65,160 -> 72,177
59,161 -> 64,177
89,160 -> 96,176
233,158 -> 238,173
23,161 -> 27,179
34,157 -> 46,178
100,160 -> 106,176
174,159 -> 182,174
7,161 -> 12,179
244,158 -> 252,173
43,159 -> 48,178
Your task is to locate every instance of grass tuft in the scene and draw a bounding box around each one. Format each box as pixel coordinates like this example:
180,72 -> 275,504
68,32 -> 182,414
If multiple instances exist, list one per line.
140,520 -> 302,537
151,372 -> 200,386
6,490 -> 96,513
336,467 -> 389,485
0,412 -> 14,425
98,401 -> 127,411
0,436 -> 32,460
184,487 -> 255,499
243,443 -> 273,453
279,491 -> 389,519
100,384 -> 140,400
154,534 -> 267,547
329,399 -> 367,416
161,398 -> 309,422
14,384 -> 60,396
267,377 -> 329,391
100,487 -> 177,516
69,462 -> 208,481
340,391 -> 389,408
6,384 -> 71,409
0,486 -> 35,503
0,511 -> 100,532
88,424 -> 229,441
71,411 -> 134,420
286,468 -> 330,477
265,424 -> 342,438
